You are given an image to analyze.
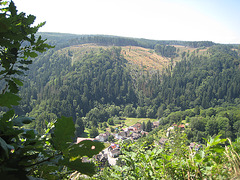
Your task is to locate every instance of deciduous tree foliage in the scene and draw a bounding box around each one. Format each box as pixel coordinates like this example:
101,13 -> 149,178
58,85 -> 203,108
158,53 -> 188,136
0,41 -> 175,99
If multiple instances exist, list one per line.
0,1 -> 104,179
96,134 -> 240,179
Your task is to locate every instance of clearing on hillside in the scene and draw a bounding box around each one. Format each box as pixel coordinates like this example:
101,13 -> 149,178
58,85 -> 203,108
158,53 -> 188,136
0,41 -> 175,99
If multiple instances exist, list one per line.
55,44 -> 209,71
56,44 -> 173,71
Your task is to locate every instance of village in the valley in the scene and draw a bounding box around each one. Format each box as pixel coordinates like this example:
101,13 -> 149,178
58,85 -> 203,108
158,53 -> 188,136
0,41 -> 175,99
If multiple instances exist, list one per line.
75,120 -> 202,168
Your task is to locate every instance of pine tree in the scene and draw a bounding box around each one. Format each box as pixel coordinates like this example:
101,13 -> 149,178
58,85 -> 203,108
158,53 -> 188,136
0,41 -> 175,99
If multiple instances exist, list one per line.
146,120 -> 152,132
141,122 -> 146,131
75,117 -> 85,137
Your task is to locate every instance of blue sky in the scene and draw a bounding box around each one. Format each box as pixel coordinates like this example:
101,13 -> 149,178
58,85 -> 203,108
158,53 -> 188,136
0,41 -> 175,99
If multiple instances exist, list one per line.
14,0 -> 240,44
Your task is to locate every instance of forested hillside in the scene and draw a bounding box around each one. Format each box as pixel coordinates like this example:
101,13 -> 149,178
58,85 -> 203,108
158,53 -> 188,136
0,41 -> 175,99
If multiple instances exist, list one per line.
13,33 -> 240,135
154,45 -> 240,112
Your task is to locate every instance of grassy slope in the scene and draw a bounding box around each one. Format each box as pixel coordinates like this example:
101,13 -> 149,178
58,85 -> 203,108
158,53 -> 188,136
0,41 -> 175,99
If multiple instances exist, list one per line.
124,117 -> 157,127
121,46 -> 169,70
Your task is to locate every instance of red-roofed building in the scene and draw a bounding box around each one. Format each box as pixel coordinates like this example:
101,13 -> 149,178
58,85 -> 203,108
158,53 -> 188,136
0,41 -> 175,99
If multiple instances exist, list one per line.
128,126 -> 137,132
173,124 -> 185,129
132,122 -> 142,131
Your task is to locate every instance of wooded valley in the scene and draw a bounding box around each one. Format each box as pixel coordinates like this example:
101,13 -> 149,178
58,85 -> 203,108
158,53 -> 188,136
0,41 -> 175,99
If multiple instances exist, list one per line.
14,32 -> 240,141
1,1 -> 240,179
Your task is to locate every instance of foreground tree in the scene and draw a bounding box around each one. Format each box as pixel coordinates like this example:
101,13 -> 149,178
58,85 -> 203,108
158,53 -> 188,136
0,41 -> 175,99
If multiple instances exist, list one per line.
0,1 -> 104,179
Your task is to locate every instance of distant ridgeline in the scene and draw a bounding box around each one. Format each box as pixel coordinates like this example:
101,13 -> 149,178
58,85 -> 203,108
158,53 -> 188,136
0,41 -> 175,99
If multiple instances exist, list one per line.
38,32 -> 216,49
14,32 -> 240,134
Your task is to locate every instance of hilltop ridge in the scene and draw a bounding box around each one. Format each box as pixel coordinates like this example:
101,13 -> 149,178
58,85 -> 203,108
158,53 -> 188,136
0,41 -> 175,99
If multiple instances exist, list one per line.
38,32 -> 217,49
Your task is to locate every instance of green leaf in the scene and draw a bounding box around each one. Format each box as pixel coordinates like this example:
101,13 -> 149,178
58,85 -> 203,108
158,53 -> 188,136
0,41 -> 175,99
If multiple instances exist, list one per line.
30,164 -> 59,180
26,15 -> 36,25
9,1 -> 17,16
35,22 -> 46,29
12,116 -> 35,127
21,129 -> 36,139
0,137 -> 14,158
17,65 -> 29,71
0,1 -> 8,6
12,78 -> 23,86
19,59 -> 33,65
61,158 -> 96,176
212,145 -> 225,153
0,110 -> 14,134
0,109 -> 14,122
8,80 -> 19,93
0,92 -> 21,108
69,140 -> 105,158
0,20 -> 9,33
195,151 -> 205,162
0,137 -> 9,158
52,116 -> 75,152
24,51 -> 38,58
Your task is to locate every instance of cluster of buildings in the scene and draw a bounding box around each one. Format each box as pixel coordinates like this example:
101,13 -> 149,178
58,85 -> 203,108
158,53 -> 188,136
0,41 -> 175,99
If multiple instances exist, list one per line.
76,121 -> 202,168
166,123 -> 188,137
95,120 -> 161,142
93,121 -> 160,162
76,120 -> 160,166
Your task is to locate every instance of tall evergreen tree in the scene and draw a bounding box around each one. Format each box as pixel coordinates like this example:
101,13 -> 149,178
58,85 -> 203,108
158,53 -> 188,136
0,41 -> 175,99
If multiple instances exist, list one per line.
146,120 -> 152,132
141,121 -> 146,131
75,117 -> 85,137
